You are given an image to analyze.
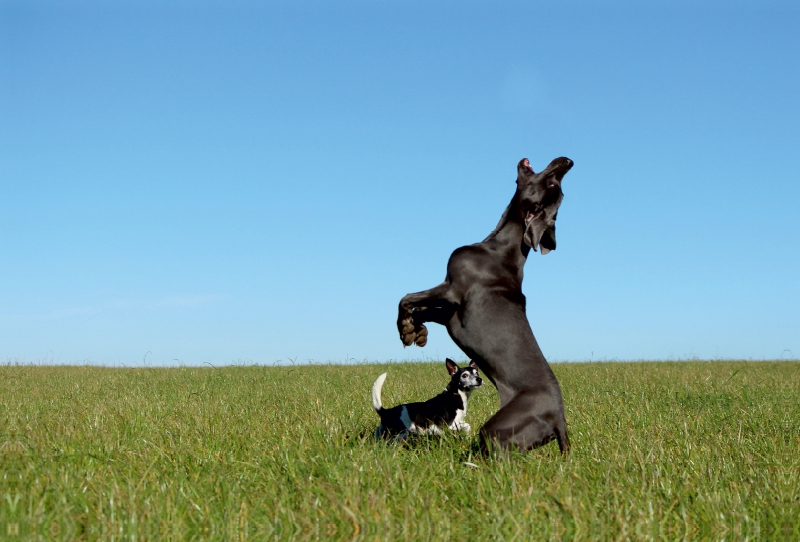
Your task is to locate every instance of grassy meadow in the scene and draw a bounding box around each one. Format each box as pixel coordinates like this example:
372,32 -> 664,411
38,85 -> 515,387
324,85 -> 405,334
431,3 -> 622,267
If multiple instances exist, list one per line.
2,360 -> 798,540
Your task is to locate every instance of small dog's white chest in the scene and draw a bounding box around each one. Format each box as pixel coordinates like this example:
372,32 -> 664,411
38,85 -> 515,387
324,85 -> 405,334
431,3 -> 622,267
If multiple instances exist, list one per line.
447,390 -> 471,432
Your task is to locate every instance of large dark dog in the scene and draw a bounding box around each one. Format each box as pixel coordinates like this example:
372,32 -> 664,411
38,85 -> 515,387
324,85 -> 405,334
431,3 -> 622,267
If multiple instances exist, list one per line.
397,157 -> 573,453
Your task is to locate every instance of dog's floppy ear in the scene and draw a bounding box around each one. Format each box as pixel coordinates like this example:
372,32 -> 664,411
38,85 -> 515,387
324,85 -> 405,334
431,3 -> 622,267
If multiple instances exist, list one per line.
517,158 -> 535,182
445,358 -> 459,375
523,214 -> 557,254
523,199 -> 561,254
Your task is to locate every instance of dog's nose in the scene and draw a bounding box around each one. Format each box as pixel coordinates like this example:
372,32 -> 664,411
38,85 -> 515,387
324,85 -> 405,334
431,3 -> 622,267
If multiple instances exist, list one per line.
557,157 -> 573,170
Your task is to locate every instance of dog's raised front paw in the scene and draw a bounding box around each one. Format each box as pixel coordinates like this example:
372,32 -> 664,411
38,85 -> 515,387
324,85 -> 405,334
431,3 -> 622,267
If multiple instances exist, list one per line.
399,311 -> 428,347
414,324 -> 428,347
397,299 -> 430,347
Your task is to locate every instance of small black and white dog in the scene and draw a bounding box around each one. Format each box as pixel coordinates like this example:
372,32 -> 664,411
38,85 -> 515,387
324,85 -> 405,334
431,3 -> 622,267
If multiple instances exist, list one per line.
372,358 -> 483,440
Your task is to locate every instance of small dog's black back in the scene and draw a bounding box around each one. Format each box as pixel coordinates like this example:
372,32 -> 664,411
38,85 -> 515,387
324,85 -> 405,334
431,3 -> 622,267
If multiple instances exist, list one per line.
373,359 -> 482,440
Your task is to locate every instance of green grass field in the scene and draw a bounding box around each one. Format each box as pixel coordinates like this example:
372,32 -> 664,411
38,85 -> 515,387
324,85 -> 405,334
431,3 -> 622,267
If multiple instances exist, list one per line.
2,360 -> 798,540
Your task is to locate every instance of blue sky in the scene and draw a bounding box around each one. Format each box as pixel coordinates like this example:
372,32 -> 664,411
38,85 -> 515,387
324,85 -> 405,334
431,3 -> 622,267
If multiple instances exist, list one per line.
2,1 -> 798,365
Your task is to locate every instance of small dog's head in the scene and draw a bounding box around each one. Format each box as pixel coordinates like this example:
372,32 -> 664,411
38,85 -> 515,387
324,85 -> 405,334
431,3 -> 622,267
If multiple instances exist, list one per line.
516,157 -> 574,255
445,358 -> 483,392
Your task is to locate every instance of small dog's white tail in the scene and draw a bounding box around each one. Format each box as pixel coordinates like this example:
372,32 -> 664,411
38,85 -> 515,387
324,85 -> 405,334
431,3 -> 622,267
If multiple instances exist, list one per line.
372,372 -> 388,412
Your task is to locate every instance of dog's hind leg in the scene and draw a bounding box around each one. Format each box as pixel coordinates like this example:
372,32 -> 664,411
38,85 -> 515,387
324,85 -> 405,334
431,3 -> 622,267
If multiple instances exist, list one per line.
392,430 -> 411,444
478,389 -> 569,455
397,283 -> 455,347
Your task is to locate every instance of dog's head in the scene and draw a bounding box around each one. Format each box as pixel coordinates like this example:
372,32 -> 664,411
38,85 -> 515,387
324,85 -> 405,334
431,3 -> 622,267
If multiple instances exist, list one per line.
445,358 -> 483,392
516,157 -> 573,254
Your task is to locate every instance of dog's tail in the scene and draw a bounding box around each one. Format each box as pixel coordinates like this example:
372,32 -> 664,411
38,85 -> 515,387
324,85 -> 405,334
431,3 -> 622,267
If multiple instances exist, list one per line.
372,372 -> 388,412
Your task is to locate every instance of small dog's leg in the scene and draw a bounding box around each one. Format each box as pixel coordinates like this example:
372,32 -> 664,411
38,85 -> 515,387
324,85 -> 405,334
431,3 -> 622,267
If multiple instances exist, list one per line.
425,425 -> 443,436
448,420 -> 471,433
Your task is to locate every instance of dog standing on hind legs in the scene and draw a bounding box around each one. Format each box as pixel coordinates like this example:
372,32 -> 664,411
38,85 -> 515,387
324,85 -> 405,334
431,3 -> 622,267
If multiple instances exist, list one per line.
397,157 -> 574,454
372,358 -> 483,441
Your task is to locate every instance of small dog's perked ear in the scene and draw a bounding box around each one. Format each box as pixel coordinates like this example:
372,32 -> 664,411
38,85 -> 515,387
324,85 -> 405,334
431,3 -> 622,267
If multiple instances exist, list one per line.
445,358 -> 459,375
469,360 -> 479,371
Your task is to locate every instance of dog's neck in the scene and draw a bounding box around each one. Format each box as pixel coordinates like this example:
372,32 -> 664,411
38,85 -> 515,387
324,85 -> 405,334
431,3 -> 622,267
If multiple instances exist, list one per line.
483,194 -> 531,265
443,382 -> 473,399
441,385 -> 472,414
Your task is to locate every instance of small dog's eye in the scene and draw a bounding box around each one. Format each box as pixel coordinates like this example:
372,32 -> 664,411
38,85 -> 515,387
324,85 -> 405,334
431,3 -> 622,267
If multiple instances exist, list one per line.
461,374 -> 467,378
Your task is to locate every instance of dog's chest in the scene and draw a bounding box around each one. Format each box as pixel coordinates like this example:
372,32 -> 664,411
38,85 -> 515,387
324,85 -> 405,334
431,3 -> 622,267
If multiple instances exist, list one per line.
451,390 -> 468,424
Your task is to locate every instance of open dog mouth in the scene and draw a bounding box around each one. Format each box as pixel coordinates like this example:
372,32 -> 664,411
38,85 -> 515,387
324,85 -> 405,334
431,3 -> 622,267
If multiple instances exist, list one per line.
524,204 -> 542,224
525,192 -> 559,224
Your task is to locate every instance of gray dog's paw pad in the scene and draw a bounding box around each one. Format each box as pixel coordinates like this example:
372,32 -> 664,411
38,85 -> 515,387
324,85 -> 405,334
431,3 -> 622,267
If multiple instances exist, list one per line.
399,309 -> 427,347
413,325 -> 428,347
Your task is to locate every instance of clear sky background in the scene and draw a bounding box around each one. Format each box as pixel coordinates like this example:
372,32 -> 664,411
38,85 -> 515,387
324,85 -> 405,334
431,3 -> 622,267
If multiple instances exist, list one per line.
2,1 -> 798,365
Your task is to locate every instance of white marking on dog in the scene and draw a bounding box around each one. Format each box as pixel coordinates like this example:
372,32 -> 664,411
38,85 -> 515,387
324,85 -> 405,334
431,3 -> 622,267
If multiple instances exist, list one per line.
399,405 -> 413,431
372,372 -> 387,411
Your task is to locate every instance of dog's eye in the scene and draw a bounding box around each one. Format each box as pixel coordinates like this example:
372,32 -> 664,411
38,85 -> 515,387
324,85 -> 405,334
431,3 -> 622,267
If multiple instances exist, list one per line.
461,374 -> 467,378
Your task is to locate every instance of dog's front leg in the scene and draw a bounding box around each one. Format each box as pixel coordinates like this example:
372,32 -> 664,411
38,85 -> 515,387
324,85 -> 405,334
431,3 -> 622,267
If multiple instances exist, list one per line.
449,421 -> 471,433
397,283 -> 454,347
